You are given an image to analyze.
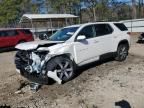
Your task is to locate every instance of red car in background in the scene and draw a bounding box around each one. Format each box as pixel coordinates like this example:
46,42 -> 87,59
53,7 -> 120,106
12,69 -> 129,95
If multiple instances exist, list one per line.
0,29 -> 34,49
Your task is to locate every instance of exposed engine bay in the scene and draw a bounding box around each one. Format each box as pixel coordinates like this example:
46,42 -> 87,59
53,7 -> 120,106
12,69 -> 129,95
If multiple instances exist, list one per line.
15,50 -> 62,85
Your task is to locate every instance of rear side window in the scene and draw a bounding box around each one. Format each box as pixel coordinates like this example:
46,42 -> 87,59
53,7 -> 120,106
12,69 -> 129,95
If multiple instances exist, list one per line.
114,23 -> 128,31
94,24 -> 113,37
6,30 -> 18,36
22,29 -> 32,35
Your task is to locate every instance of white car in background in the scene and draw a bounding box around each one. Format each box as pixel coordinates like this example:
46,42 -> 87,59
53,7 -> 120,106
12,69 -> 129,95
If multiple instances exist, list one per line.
15,22 -> 130,84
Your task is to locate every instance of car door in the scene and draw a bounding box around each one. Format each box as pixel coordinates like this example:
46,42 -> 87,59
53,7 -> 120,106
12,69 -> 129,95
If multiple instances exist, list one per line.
0,30 -> 10,48
74,25 -> 100,65
93,24 -> 114,55
6,30 -> 19,47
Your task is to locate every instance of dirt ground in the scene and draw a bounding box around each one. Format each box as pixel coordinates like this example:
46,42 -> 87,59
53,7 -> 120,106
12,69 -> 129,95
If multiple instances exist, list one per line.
0,35 -> 144,108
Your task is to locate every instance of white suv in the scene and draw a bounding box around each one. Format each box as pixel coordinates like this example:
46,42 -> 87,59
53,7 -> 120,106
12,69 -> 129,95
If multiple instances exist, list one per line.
15,22 -> 130,84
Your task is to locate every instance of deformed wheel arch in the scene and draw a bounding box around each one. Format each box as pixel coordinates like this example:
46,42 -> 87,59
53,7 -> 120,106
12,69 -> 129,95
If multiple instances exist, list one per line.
118,39 -> 130,50
47,53 -> 75,63
46,53 -> 76,83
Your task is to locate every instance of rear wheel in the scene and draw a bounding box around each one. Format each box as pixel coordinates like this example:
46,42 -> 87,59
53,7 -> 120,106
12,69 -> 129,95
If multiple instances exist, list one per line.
46,56 -> 75,83
115,44 -> 129,61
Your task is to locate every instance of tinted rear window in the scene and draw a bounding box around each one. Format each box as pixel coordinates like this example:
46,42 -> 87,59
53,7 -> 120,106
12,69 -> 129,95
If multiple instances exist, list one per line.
7,30 -> 18,36
94,24 -> 113,36
114,23 -> 128,31
22,29 -> 32,34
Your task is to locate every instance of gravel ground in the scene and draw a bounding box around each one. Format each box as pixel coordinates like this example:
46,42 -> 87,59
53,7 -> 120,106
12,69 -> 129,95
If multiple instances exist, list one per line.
0,35 -> 144,108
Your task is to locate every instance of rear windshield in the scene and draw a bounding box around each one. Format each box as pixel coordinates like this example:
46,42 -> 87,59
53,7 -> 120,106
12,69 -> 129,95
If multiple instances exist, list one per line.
21,29 -> 32,34
114,23 -> 128,31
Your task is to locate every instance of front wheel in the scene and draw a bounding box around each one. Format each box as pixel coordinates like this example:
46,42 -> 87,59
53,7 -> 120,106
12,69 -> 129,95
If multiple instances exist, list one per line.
115,44 -> 129,61
46,56 -> 75,83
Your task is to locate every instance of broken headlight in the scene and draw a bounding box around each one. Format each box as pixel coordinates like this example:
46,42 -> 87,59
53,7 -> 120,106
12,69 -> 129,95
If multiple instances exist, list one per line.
15,50 -> 50,84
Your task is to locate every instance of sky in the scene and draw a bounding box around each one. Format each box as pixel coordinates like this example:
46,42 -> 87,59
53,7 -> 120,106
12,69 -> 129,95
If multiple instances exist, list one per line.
118,0 -> 130,1
118,0 -> 139,3
117,0 -> 131,3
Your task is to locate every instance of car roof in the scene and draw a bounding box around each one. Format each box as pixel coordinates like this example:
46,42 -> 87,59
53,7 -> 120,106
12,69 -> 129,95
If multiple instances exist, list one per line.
64,21 -> 121,28
0,28 -> 30,31
64,24 -> 82,28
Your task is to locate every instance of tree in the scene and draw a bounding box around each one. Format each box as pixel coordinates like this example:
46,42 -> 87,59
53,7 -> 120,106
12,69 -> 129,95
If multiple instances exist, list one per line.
0,0 -> 33,27
48,0 -> 80,14
110,0 -> 131,20
132,0 -> 137,19
83,0 -> 97,21
0,0 -> 18,26
138,0 -> 144,18
83,0 -> 111,21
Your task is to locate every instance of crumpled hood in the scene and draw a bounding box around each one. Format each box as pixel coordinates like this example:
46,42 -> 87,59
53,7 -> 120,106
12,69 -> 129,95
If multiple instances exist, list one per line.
15,40 -> 64,50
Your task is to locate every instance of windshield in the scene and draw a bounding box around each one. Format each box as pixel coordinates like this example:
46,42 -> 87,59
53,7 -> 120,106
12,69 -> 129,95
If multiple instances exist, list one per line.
49,27 -> 79,41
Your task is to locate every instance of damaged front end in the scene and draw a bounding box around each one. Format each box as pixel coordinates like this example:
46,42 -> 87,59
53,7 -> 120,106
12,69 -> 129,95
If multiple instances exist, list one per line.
15,50 -> 62,84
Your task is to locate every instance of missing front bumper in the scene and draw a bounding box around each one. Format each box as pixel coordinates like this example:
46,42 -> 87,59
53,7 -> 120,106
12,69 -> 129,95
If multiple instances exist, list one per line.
17,69 -> 49,84
16,69 -> 62,85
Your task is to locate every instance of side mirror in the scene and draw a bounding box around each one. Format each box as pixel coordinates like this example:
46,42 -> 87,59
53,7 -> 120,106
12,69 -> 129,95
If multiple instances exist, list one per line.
77,35 -> 86,41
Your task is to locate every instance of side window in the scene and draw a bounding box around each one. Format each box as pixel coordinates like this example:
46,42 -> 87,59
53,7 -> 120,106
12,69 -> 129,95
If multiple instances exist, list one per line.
114,23 -> 128,31
0,31 -> 7,37
78,25 -> 96,39
95,24 -> 113,37
6,30 -> 18,36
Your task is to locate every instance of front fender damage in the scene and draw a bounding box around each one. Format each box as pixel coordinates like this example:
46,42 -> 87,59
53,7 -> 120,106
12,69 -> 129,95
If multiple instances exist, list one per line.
15,50 -> 63,85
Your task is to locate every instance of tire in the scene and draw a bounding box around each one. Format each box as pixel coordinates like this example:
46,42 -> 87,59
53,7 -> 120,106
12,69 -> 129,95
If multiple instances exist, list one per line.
115,44 -> 129,61
46,56 -> 75,83
137,40 -> 143,43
